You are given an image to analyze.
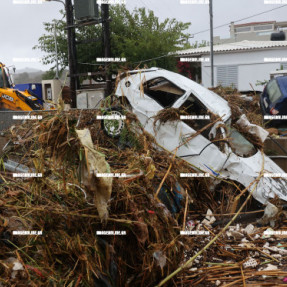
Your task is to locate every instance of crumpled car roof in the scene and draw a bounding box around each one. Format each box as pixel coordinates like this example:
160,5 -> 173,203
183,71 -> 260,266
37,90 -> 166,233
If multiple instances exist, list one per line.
120,67 -> 231,121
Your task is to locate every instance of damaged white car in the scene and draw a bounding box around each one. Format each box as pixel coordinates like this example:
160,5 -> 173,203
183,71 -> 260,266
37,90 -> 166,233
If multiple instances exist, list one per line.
109,67 -> 287,210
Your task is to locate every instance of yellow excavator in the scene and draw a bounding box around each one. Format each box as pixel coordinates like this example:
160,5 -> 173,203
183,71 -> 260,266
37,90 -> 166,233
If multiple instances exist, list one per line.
0,62 -> 43,111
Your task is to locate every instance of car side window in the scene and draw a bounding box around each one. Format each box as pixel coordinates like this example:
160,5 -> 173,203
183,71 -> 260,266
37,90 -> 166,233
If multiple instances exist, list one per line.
180,94 -> 211,136
143,77 -> 185,108
180,94 -> 225,152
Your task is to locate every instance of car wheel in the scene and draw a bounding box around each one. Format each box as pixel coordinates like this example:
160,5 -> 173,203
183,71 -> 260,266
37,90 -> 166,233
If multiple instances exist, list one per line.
101,107 -> 126,138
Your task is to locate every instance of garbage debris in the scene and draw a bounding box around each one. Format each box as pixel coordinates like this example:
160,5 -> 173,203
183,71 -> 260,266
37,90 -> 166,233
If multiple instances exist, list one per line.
201,209 -> 216,227
236,114 -> 269,144
243,258 -> 258,269
210,86 -> 263,126
258,202 -> 279,226
0,109 -> 205,286
153,251 -> 167,269
0,108 -> 286,286
76,128 -> 112,222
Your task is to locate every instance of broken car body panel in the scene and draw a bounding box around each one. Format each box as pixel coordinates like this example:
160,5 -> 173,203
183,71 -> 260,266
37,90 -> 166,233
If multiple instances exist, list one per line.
115,68 -> 287,205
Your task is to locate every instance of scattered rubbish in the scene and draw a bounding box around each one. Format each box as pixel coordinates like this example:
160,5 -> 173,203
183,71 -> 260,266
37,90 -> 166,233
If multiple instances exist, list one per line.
258,202 -> 279,226
186,220 -> 196,230
236,114 -> 269,143
76,128 -> 112,222
229,230 -> 244,240
239,95 -> 253,102
201,209 -> 216,226
0,98 -> 286,286
244,223 -> 255,235
3,257 -> 25,280
153,251 -> 167,269
215,280 -> 221,286
243,258 -> 258,269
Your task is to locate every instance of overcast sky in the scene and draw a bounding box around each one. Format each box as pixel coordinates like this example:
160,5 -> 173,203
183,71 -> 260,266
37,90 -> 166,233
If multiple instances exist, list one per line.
1,0 -> 286,71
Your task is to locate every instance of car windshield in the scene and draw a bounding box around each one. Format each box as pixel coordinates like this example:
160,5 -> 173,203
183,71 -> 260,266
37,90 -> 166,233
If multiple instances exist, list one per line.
143,77 -> 185,107
267,79 -> 283,104
225,119 -> 257,157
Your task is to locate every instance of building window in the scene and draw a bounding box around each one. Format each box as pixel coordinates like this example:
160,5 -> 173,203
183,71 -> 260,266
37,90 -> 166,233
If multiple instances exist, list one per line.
254,24 -> 273,31
235,26 -> 251,33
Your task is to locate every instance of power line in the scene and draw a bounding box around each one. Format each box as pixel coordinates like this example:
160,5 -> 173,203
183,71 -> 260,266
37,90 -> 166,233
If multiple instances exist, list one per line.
132,53 -> 172,64
127,3 -> 287,64
190,4 -> 287,38
74,3 -> 287,68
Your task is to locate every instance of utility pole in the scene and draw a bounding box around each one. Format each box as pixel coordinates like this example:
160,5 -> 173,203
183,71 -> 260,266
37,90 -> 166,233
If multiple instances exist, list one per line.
53,22 -> 59,79
101,4 -> 112,97
209,0 -> 214,88
65,0 -> 78,108
45,0 -> 78,107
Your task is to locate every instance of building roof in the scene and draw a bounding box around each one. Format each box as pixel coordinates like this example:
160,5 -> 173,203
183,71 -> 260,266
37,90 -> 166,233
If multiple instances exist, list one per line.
175,40 -> 287,56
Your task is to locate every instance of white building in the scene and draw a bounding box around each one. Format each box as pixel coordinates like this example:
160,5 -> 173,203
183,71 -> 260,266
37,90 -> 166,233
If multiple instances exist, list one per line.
214,21 -> 287,44
176,40 -> 287,92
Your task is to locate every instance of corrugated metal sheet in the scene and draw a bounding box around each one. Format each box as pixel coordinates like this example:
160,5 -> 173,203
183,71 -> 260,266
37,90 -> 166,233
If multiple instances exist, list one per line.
175,40 -> 287,56
217,65 -> 238,88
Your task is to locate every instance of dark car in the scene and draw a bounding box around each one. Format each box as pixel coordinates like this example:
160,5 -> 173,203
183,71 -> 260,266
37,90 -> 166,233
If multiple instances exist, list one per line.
260,76 -> 287,126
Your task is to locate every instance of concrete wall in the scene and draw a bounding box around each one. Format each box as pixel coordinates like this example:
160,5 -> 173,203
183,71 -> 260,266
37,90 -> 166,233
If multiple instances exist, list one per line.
214,31 -> 287,45
201,48 -> 287,91
0,110 -> 57,132
42,79 -> 62,108
76,89 -> 105,109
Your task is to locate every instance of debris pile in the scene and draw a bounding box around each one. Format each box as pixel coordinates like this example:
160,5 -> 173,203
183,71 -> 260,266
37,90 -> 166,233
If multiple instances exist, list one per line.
178,221 -> 287,286
0,109 -> 209,286
0,108 -> 286,286
210,86 -> 263,127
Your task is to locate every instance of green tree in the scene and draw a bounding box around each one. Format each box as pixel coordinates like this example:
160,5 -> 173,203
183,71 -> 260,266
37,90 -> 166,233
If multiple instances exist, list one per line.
34,5 -> 191,74
42,69 -> 57,80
